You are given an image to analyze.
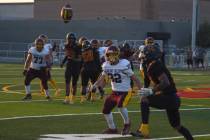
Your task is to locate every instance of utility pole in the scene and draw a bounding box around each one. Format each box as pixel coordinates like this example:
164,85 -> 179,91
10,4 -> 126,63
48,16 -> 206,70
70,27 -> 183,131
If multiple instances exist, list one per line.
191,0 -> 199,50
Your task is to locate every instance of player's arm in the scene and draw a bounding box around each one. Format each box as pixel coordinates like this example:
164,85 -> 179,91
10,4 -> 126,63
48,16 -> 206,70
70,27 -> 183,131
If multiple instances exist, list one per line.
49,48 -> 53,63
153,72 -> 170,94
130,74 -> 142,90
45,54 -> 52,69
93,74 -> 106,88
23,53 -> 32,76
60,56 -> 68,68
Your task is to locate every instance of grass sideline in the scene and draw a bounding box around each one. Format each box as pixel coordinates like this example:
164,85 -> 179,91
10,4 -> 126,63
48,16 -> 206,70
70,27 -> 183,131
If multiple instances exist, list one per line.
0,63 -> 210,140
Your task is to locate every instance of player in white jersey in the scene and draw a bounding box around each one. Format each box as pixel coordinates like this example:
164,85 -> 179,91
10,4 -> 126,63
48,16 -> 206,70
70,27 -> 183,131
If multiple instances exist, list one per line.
39,34 -> 60,96
91,46 -> 142,135
22,38 -> 51,100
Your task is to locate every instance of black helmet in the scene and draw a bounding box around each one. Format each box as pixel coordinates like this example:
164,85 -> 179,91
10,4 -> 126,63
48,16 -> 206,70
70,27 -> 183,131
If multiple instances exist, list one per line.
82,40 -> 91,51
66,32 -> 76,41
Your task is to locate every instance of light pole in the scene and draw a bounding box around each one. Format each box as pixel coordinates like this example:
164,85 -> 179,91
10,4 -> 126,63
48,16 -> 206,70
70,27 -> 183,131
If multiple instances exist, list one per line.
191,0 -> 199,50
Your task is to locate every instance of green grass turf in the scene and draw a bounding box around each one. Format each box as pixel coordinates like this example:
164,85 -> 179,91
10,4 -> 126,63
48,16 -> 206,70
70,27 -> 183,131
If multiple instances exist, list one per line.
0,63 -> 210,140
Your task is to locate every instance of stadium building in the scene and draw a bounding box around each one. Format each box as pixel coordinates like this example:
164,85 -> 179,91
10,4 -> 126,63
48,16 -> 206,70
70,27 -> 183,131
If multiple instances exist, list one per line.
34,0 -> 210,22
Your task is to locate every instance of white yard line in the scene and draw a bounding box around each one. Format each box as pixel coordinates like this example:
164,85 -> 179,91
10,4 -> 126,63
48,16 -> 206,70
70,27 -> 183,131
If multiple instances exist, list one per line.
0,107 -> 210,121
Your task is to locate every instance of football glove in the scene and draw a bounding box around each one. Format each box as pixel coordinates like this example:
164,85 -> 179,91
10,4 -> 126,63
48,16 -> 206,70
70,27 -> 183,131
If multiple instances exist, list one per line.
138,88 -> 154,97
23,70 -> 28,76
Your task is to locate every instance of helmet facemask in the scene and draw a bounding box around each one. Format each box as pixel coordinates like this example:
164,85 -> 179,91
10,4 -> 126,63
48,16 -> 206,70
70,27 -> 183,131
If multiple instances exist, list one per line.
35,39 -> 44,52
36,43 -> 44,52
106,52 -> 119,65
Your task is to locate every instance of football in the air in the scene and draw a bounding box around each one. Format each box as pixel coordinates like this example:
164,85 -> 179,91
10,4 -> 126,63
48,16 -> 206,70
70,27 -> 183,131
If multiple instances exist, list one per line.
60,4 -> 73,23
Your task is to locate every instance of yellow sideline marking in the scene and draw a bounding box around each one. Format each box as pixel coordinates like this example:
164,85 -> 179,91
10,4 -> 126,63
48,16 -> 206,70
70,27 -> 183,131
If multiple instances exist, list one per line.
184,87 -> 194,92
2,84 -> 25,94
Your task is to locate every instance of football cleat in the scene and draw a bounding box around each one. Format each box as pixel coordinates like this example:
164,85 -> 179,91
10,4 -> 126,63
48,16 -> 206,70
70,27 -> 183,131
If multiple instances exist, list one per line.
69,95 -> 75,104
46,96 -> 52,101
80,95 -> 86,104
55,88 -> 61,96
90,92 -> 96,102
22,94 -> 32,101
102,128 -> 118,134
130,130 -> 144,137
131,123 -> 150,138
40,89 -> 45,96
121,121 -> 131,135
63,96 -> 70,104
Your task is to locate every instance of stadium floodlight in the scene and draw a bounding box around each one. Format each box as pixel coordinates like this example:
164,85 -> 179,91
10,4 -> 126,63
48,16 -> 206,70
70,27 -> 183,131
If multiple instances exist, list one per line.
191,0 -> 199,51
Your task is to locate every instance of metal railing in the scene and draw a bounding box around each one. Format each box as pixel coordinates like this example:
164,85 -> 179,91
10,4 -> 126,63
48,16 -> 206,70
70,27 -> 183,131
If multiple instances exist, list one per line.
0,40 -> 210,69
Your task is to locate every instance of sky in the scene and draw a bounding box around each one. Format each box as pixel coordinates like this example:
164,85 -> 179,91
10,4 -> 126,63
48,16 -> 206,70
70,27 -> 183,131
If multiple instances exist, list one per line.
0,0 -> 34,3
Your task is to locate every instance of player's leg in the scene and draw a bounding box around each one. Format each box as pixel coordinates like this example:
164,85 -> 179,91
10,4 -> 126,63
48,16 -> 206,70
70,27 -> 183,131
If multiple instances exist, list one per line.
81,70 -> 89,103
69,69 -> 80,104
95,72 -> 105,99
64,67 -> 72,104
117,91 -> 132,135
131,96 -> 150,138
102,93 -> 118,134
48,71 -> 60,96
39,80 -> 45,96
39,70 -> 51,100
166,109 -> 193,140
129,60 -> 136,94
23,69 -> 37,100
89,71 -> 100,101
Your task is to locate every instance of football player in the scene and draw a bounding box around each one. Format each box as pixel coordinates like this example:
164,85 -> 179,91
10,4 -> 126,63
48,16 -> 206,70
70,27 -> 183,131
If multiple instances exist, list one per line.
80,40 -> 101,102
39,34 -> 60,96
130,45 -> 193,140
89,39 -> 105,99
120,43 -> 135,93
98,39 -> 113,63
138,37 -> 161,88
23,38 -> 51,100
60,32 -> 82,104
91,46 -> 142,135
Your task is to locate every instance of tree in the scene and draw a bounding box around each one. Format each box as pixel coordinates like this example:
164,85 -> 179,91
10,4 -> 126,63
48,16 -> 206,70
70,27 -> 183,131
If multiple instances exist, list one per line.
196,21 -> 210,48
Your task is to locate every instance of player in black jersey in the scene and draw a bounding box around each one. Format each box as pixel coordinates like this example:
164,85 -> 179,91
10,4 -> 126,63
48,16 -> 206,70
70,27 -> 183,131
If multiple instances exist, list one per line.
80,40 -> 102,103
60,32 -> 82,104
131,45 -> 193,140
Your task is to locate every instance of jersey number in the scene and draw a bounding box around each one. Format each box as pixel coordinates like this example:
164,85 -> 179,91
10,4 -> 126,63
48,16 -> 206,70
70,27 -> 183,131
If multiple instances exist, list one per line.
34,56 -> 43,64
108,73 -> 122,83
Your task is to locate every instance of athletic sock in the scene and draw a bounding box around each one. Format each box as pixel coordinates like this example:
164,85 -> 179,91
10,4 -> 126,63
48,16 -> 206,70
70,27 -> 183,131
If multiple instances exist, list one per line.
65,84 -> 70,96
44,89 -> 50,97
119,108 -> 130,124
49,79 -> 58,90
104,113 -> 116,129
40,81 -> 44,93
141,101 -> 150,124
25,85 -> 31,95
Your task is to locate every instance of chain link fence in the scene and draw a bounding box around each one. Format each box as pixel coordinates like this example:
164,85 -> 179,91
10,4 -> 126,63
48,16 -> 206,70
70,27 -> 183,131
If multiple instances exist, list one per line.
0,39 -> 210,69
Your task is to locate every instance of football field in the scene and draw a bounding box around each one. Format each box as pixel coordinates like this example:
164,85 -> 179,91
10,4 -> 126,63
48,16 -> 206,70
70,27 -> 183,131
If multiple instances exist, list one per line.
0,63 -> 210,140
